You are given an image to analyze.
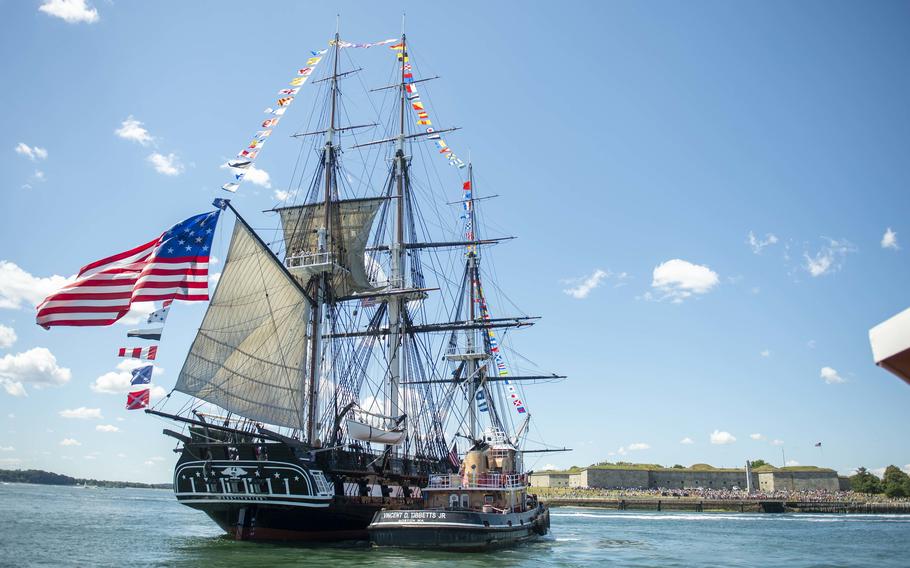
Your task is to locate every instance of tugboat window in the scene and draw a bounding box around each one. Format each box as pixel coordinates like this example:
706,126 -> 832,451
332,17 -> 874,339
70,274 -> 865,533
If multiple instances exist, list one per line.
449,494 -> 459,508
461,494 -> 470,508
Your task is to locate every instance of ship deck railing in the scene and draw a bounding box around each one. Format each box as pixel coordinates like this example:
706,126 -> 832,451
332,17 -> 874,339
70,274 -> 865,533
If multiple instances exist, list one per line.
425,473 -> 527,491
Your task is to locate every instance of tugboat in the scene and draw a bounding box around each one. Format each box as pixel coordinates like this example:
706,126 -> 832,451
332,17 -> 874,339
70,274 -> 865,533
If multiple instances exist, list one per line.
368,428 -> 550,550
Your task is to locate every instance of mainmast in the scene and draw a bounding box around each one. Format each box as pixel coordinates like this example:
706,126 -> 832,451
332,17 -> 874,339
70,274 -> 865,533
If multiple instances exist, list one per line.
465,163 -> 480,440
386,31 -> 408,448
305,29 -> 342,445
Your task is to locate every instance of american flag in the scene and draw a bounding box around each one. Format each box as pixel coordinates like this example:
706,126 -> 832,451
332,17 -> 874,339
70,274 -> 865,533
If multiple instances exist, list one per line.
36,210 -> 220,328
448,443 -> 460,469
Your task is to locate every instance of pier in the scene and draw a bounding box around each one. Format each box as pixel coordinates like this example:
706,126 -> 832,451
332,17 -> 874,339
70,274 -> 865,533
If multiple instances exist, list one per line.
543,497 -> 910,514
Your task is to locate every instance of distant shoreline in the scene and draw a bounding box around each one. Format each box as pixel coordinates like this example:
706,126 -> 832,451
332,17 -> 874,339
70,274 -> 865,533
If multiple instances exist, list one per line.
544,497 -> 910,514
0,469 -> 171,490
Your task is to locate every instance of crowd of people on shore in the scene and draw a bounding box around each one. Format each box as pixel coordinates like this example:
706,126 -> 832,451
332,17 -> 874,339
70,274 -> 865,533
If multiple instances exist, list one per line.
533,486 -> 907,503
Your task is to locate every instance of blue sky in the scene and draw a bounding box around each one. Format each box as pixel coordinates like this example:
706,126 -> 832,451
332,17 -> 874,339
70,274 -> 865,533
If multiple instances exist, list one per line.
1,1 -> 909,483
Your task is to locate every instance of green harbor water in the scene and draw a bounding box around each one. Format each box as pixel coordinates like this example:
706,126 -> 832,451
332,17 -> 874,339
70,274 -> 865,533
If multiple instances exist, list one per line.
1,483 -> 909,567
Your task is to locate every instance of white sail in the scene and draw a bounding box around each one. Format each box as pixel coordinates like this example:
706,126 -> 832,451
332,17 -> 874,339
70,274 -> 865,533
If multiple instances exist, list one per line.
277,197 -> 385,296
345,419 -> 406,445
174,219 -> 310,430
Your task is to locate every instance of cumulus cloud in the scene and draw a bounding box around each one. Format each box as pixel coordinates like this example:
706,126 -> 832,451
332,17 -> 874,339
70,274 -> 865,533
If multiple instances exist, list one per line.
59,407 -> 103,420
59,438 -> 82,447
91,360 -> 165,400
144,456 -> 166,466
221,162 -> 271,189
0,347 -> 71,397
0,261 -> 73,310
96,424 -> 119,433
627,442 -> 650,451
147,153 -> 183,176
804,238 -> 856,277
117,302 -> 156,326
747,231 -> 778,254
562,269 -> 609,299
760,349 -> 771,358
820,366 -> 846,384
881,228 -> 899,250
115,116 -> 154,145
679,437 -> 694,445
770,439 -> 784,446
0,324 -> 16,348
710,430 -> 736,445
273,190 -> 291,202
38,0 -> 99,23
14,142 -> 48,161
785,460 -> 800,466
648,259 -> 719,303
750,433 -> 765,441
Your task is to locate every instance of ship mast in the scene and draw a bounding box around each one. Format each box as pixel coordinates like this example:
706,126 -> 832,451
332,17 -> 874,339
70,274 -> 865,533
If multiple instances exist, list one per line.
386,31 -> 408,450
466,163 -> 479,440
305,28 -> 342,445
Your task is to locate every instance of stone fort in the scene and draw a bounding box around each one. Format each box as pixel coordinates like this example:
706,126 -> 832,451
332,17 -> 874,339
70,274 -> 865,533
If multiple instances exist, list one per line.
530,463 -> 845,492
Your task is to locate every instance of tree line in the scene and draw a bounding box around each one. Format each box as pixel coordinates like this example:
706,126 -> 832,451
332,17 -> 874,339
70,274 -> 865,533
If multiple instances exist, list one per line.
849,466 -> 910,497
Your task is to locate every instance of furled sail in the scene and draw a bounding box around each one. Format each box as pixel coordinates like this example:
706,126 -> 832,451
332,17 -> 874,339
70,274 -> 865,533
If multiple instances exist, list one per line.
277,197 -> 385,297
174,218 -> 311,430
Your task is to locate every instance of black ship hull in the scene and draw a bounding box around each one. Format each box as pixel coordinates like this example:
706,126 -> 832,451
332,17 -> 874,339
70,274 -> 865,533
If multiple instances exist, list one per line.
167,420 -> 445,542
367,504 -> 550,551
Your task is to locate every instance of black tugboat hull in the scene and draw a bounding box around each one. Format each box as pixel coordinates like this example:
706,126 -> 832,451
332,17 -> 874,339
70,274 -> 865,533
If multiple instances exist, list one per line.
368,505 -> 550,551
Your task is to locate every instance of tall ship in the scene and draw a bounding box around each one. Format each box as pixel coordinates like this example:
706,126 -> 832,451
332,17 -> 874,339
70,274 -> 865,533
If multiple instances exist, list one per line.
148,27 -> 564,542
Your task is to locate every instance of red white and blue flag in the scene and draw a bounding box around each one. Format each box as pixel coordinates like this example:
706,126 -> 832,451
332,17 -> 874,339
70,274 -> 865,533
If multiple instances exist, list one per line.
126,389 -> 150,410
36,210 -> 220,328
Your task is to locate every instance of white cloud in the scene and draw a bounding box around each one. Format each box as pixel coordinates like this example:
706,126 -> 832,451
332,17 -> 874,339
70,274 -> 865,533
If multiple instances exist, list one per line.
0,261 -> 73,310
91,360 -> 165,400
0,347 -> 71,397
118,302 -> 156,326
562,269 -> 609,299
804,238 -> 856,277
786,460 -> 800,466
541,463 -> 558,471
710,430 -> 736,445
770,439 -> 784,446
95,424 -> 119,433
209,272 -> 221,285
115,116 -> 154,145
627,442 -> 650,451
760,349 -> 771,358
649,259 -> 719,303
59,438 -> 81,447
144,456 -> 166,466
750,433 -> 765,441
0,457 -> 22,466
59,407 -> 103,420
273,190 -> 291,202
0,446 -> 13,452
616,446 -> 627,456
881,228 -> 899,250
14,142 -> 48,161
820,366 -> 846,384
747,231 -> 778,254
0,324 -> 16,348
679,437 -> 694,445
221,162 -> 271,189
147,153 -> 183,176
32,170 -> 46,183
38,0 -> 99,23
